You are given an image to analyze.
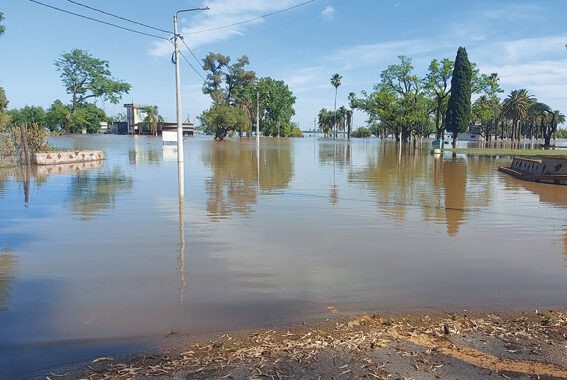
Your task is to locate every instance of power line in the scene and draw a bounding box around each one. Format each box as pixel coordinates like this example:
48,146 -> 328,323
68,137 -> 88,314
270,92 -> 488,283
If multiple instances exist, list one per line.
28,0 -> 169,40
63,0 -> 171,35
187,0 -> 317,35
180,38 -> 205,70
178,50 -> 206,82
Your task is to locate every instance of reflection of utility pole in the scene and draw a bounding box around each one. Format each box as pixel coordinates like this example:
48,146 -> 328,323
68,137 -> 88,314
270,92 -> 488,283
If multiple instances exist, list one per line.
177,160 -> 185,303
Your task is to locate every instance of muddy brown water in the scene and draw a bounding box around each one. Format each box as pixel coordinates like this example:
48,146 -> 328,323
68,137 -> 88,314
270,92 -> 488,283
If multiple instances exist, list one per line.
1,135 -> 566,378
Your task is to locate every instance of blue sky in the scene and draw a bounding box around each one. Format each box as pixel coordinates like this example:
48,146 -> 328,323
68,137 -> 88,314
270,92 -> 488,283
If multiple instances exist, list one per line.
1,0 -> 566,129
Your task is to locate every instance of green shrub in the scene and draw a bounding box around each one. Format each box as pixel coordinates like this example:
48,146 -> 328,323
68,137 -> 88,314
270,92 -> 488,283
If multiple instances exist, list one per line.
351,127 -> 371,138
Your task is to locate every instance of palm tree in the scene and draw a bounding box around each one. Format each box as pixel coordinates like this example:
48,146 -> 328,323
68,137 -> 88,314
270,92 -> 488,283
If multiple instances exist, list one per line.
318,108 -> 333,137
142,106 -> 164,136
330,73 -> 342,138
502,89 -> 534,141
347,92 -> 357,140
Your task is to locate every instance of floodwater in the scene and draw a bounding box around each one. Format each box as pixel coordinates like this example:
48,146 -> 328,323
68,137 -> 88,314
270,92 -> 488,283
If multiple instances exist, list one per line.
1,135 -> 566,377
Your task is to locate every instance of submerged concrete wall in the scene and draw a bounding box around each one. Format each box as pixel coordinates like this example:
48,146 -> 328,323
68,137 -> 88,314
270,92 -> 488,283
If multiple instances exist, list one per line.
33,150 -> 105,165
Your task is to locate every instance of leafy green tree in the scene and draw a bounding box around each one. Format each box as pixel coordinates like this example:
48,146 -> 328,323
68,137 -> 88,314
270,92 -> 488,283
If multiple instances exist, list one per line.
202,52 -> 256,105
256,77 -> 296,137
8,106 -> 46,126
330,73 -> 342,138
0,86 -> 8,130
445,47 -> 473,147
69,104 -> 107,134
350,127 -> 371,138
424,58 -> 453,140
0,11 -> 5,36
472,95 -> 496,140
45,99 -> 71,132
378,56 -> 427,142
55,49 -> 131,112
201,103 -> 250,141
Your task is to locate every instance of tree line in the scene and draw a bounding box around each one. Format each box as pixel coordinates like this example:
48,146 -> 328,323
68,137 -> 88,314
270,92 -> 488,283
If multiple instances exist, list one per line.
326,47 -> 565,148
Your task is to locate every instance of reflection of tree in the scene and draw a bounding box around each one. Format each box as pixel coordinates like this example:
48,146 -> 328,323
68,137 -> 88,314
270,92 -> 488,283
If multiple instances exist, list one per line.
69,168 -> 133,220
443,158 -> 467,236
202,141 -> 293,219
348,142 -> 431,221
0,250 -> 17,310
348,142 -> 492,233
318,141 -> 351,168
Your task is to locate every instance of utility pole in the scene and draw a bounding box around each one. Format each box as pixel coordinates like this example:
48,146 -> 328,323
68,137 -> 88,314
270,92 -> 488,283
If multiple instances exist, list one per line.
256,91 -> 260,148
173,7 -> 209,165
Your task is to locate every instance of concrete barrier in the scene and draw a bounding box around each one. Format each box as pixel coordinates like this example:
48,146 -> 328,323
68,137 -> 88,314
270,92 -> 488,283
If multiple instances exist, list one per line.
33,150 -> 104,165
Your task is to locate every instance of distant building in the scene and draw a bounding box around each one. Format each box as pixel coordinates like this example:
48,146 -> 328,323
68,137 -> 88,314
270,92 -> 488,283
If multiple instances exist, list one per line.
124,103 -> 151,134
123,103 -> 194,136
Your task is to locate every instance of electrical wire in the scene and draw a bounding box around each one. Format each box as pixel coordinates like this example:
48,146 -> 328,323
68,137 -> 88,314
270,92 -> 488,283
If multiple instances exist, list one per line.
178,51 -> 206,82
180,38 -> 205,70
63,0 -> 171,35
28,0 -> 169,40
187,0 -> 317,35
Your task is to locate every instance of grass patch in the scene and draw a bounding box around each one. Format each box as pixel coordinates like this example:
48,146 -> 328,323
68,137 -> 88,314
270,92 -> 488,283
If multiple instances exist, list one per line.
448,148 -> 567,157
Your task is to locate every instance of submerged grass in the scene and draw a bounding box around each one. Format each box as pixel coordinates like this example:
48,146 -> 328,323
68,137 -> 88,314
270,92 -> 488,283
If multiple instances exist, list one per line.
448,148 -> 567,158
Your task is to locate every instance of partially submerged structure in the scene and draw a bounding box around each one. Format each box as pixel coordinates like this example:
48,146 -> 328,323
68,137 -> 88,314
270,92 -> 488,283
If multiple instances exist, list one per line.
499,157 -> 567,185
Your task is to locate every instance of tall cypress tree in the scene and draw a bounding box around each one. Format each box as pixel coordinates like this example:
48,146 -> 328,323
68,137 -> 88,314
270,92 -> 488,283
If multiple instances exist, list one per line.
445,47 -> 472,147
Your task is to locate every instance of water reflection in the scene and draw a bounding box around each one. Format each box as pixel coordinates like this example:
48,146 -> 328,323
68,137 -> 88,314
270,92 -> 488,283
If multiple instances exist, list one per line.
128,149 -> 161,166
0,250 -> 17,310
443,158 -> 467,236
347,142 -> 492,235
348,143 -> 433,221
201,140 -> 293,219
68,168 -> 133,220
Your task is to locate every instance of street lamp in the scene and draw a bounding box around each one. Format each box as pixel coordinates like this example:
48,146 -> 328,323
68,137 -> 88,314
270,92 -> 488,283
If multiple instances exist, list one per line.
173,7 -> 209,164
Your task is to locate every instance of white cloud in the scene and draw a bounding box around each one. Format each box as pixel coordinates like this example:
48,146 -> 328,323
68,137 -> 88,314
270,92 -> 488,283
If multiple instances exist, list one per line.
329,39 -> 446,70
481,59 -> 567,112
321,6 -> 335,20
149,0 -> 301,57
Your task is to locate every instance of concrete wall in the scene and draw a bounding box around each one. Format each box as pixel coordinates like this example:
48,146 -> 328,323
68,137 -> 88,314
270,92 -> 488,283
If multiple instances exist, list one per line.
33,150 -> 104,165
511,157 -> 567,175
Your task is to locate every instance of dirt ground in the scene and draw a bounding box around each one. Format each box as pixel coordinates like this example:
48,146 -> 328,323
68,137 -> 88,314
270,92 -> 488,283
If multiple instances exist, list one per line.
47,309 -> 567,380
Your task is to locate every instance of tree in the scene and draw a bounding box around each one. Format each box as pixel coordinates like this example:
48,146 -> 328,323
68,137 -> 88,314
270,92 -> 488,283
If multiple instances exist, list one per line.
350,127 -> 371,138
330,73 -> 342,138
202,52 -> 256,105
472,95 -> 497,141
8,106 -> 46,127
55,49 -> 131,112
69,104 -> 107,133
318,108 -> 334,137
0,86 -> 8,130
0,11 -> 5,36
347,92 -> 357,139
141,106 -> 164,135
502,89 -> 534,141
201,103 -> 250,141
445,47 -> 473,147
45,99 -> 71,132
256,77 -> 296,137
424,58 -> 453,140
